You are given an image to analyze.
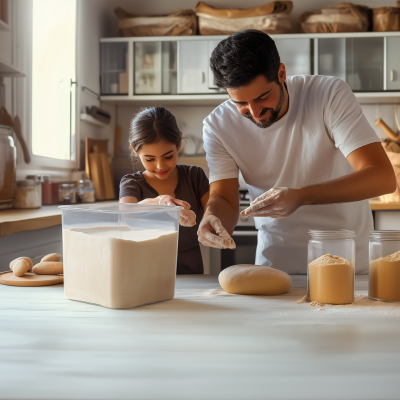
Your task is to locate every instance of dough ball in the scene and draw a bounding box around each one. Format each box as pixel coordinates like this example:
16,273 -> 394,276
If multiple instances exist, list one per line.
41,253 -> 62,263
10,257 -> 33,272
13,259 -> 31,277
180,209 -> 196,227
219,264 -> 292,295
33,262 -> 63,275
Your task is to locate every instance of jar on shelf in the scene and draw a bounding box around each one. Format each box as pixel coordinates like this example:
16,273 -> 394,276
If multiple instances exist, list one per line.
12,179 -> 42,209
369,231 -> 400,302
40,175 -> 52,205
59,183 -> 77,204
0,125 -> 16,210
307,229 -> 355,304
77,178 -> 95,203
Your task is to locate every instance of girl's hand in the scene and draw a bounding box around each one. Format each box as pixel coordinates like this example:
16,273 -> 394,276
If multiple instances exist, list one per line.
156,195 -> 196,227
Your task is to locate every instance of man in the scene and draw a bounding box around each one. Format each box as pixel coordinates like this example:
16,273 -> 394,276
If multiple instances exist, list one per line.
198,29 -> 396,274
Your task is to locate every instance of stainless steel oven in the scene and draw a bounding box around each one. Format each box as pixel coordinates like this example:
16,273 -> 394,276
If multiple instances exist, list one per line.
221,193 -> 258,270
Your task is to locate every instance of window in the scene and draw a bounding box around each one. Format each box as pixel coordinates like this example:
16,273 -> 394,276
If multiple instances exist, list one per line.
31,0 -> 76,161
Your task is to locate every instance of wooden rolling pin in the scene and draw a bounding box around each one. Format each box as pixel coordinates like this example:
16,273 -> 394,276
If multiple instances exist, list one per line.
375,118 -> 400,142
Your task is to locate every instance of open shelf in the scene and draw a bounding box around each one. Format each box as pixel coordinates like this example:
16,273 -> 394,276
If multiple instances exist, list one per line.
0,57 -> 25,77
80,113 -> 108,128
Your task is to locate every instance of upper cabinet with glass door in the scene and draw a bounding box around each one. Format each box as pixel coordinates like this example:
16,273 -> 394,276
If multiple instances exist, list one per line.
317,36 -> 400,91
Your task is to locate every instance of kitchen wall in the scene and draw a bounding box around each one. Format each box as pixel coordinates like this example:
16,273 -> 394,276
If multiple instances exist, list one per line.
4,0 -> 400,180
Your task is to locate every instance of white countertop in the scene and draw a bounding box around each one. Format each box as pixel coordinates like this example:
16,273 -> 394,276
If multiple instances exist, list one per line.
0,275 -> 399,400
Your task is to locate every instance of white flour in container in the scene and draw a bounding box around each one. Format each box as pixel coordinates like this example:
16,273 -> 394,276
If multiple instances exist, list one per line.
63,226 -> 178,309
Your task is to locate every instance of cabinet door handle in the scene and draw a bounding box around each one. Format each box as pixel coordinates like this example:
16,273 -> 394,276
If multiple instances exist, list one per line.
201,71 -> 206,84
390,70 -> 394,82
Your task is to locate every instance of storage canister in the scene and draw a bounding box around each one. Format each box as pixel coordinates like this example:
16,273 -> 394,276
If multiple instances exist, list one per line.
59,183 -> 77,204
308,230 -> 355,304
59,203 -> 182,309
369,231 -> 400,302
13,179 -> 41,209
0,125 -> 16,209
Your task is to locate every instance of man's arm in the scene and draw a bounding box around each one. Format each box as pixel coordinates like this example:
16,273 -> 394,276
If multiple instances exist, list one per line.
198,178 -> 239,248
244,143 -> 396,218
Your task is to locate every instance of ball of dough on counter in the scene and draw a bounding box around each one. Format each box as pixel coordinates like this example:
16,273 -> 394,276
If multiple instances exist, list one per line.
13,259 -> 31,277
41,253 -> 62,263
10,257 -> 33,272
219,264 -> 292,295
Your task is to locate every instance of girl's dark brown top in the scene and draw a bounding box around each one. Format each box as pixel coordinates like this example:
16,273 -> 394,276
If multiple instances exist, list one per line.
119,164 -> 209,274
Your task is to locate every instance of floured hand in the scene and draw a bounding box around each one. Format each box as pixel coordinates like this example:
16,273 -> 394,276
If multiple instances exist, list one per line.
198,215 -> 236,249
180,209 -> 196,227
241,187 -> 302,219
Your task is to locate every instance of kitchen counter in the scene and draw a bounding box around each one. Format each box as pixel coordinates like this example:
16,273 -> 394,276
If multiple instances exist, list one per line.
0,200 -> 399,238
0,202 -> 118,237
0,275 -> 399,400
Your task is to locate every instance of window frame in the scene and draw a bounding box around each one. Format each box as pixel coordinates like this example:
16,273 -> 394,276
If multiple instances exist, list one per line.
25,0 -> 80,170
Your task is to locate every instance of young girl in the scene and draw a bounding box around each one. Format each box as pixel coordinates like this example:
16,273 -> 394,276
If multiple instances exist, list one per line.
119,106 -> 210,274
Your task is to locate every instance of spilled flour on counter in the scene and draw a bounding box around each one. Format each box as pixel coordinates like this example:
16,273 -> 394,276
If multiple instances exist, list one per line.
295,294 -> 400,315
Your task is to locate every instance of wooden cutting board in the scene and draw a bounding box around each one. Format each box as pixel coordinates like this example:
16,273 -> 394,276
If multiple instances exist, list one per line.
0,271 -> 63,287
89,146 -> 106,200
100,152 -> 116,199
85,138 -> 109,179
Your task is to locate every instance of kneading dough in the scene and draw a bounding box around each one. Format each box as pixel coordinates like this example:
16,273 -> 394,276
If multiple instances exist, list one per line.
219,230 -> 236,249
219,264 -> 292,295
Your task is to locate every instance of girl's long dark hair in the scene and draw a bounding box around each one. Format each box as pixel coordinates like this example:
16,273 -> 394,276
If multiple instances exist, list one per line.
129,107 -> 182,164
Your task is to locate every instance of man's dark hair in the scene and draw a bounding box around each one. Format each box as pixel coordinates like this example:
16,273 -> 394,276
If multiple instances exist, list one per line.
210,29 -> 281,89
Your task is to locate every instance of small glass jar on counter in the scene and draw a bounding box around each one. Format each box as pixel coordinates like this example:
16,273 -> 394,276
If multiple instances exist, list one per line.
307,229 -> 355,304
12,179 -> 42,209
77,178 -> 95,203
59,183 -> 77,204
369,231 -> 400,302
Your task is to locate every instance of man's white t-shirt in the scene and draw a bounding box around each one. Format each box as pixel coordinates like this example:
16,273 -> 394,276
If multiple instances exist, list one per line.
203,75 -> 381,274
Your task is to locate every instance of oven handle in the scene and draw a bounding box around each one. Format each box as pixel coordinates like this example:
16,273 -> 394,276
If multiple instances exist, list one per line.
232,231 -> 258,236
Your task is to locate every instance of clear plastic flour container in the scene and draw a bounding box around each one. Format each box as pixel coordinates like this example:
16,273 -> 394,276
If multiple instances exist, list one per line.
59,203 -> 182,309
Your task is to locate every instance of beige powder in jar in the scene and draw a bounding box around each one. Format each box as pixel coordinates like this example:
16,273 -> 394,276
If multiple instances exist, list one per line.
370,250 -> 400,302
308,254 -> 354,304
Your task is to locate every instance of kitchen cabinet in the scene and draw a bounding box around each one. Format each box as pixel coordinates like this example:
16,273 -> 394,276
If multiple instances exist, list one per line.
386,37 -> 400,91
177,40 -> 219,94
134,41 -> 178,94
318,37 -> 384,91
275,38 -> 311,76
100,42 -> 128,95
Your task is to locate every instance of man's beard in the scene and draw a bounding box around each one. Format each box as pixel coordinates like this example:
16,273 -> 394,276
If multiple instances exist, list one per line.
243,82 -> 285,129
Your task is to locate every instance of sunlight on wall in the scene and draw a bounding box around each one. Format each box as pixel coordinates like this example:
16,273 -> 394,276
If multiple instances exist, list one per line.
32,0 -> 76,160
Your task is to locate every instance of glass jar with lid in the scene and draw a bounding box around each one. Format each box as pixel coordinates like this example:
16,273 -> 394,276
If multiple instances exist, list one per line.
0,125 -> 16,209
369,231 -> 400,302
307,229 -> 355,304
59,183 -> 77,204
12,179 -> 42,209
77,178 -> 95,203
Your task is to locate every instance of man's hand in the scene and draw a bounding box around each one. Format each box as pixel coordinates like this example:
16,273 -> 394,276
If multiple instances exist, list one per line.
198,215 -> 236,249
241,187 -> 302,218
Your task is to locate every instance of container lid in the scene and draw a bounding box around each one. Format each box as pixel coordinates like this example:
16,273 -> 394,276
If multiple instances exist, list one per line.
16,179 -> 36,188
59,203 -> 183,214
60,183 -> 76,189
308,229 -> 355,239
369,230 -> 400,241
26,174 -> 41,182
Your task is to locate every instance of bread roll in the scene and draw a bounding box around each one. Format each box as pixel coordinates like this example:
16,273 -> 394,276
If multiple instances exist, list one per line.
41,253 -> 62,262
33,262 -> 63,275
10,257 -> 33,272
219,264 -> 292,295
13,259 -> 31,277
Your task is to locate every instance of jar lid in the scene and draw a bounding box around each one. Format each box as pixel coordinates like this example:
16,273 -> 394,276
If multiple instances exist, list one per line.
309,229 -> 355,239
16,179 -> 36,188
369,230 -> 400,241
26,174 -> 41,182
60,183 -> 76,189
